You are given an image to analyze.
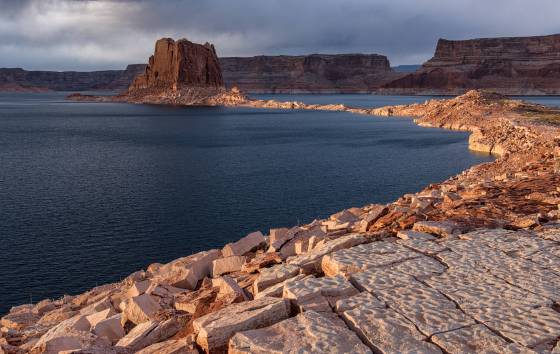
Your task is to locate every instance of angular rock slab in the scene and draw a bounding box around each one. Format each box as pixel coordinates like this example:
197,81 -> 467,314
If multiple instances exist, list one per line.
321,241 -> 420,277
211,255 -> 246,277
252,264 -> 299,294
229,311 -> 371,354
254,274 -> 309,299
286,233 -> 367,273
335,291 -> 386,313
223,231 -> 265,257
350,269 -> 421,294
482,306 -> 560,348
156,249 -> 221,290
116,318 -> 181,352
283,274 -> 358,304
376,284 -> 475,336
192,297 -> 290,353
123,294 -> 161,325
342,303 -> 442,354
431,324 -> 511,354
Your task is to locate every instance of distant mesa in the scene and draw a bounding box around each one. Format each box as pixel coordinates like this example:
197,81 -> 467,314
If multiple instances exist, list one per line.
381,33 -> 560,95
219,54 -> 404,93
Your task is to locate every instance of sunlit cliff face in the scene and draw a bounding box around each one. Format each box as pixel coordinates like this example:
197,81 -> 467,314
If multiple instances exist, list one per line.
1,0 -> 559,71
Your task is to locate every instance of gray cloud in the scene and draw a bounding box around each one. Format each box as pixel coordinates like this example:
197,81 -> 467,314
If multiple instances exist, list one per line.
0,0 -> 559,70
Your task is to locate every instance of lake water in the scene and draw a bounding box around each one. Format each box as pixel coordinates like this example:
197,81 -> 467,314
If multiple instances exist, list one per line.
0,92 -> 497,314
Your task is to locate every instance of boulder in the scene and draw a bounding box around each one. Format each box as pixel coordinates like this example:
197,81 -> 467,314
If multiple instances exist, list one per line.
127,280 -> 153,298
193,297 -> 291,353
211,276 -> 248,301
211,256 -> 246,278
412,220 -> 463,237
252,264 -> 300,295
155,250 -> 221,290
92,314 -> 124,344
1,306 -> 40,330
32,316 -> 110,354
136,338 -> 198,354
115,318 -> 181,352
240,252 -> 282,273
223,232 -> 265,257
286,233 -> 368,273
123,294 -> 161,325
85,308 -> 116,328
229,311 -> 371,354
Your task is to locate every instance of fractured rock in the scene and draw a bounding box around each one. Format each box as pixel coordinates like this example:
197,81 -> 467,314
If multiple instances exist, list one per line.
223,232 -> 265,257
135,338 -> 197,354
376,284 -> 475,336
283,274 -> 358,304
431,324 -> 517,354
321,241 -> 420,277
342,302 -> 442,354
192,297 -> 290,353
122,294 -> 162,325
154,249 -> 221,290
483,306 -> 560,347
412,220 -> 463,237
252,264 -> 299,294
92,315 -> 124,344
115,318 -> 181,352
287,233 -> 367,273
211,256 -> 246,277
229,311 -> 371,354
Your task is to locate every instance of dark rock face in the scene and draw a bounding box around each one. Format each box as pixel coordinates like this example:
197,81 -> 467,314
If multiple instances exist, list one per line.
220,54 -> 403,93
0,64 -> 146,91
130,38 -> 224,91
382,34 -> 560,95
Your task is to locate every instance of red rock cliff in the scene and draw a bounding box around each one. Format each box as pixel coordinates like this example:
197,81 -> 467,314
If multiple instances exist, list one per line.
130,38 -> 224,91
220,54 -> 403,93
382,34 -> 560,95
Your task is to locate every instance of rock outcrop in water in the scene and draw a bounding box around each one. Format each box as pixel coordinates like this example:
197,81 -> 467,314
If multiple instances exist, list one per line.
219,54 -> 404,93
8,90 -> 560,353
130,38 -> 224,91
382,34 -> 560,95
118,38 -> 247,106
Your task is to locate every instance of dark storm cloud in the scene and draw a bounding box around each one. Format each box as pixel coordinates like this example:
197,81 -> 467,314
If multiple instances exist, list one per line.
1,0 -> 559,70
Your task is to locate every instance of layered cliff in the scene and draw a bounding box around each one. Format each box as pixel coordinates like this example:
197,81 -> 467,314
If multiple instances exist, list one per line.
0,65 -> 146,92
382,34 -> 560,95
130,38 -> 223,91
220,54 -> 404,93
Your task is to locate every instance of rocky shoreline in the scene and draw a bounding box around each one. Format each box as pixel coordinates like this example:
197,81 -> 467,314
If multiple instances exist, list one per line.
3,90 -> 560,353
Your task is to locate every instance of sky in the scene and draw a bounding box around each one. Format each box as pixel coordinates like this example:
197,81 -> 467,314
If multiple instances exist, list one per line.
1,0 -> 559,71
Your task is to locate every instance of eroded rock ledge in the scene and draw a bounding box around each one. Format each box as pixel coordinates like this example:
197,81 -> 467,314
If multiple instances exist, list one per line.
5,92 -> 560,354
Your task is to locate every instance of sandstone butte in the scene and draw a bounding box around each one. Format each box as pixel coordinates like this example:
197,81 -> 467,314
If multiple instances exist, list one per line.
4,38 -> 560,353
381,33 -> 560,95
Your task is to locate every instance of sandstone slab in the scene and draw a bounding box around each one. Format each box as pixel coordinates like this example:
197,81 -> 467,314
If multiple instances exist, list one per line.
283,274 -> 358,304
192,297 -> 290,353
211,256 -> 246,277
229,311 -> 371,354
321,241 -> 420,276
342,302 -> 442,354
252,264 -> 299,294
115,318 -> 181,352
223,232 -> 265,257
123,294 -> 161,325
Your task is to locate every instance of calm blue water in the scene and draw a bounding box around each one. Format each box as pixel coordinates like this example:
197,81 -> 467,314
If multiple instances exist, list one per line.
0,92 -> 495,315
